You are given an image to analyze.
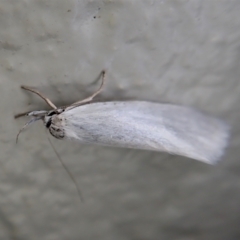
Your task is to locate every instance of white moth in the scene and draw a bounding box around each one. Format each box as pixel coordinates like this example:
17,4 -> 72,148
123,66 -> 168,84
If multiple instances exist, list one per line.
16,70 -> 229,164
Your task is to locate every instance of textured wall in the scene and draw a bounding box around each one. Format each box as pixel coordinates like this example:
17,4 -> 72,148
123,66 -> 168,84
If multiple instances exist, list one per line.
0,1 -> 239,239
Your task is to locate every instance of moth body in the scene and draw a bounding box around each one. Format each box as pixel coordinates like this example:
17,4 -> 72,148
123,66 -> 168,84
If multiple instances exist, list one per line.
45,101 -> 229,164
16,71 -> 229,164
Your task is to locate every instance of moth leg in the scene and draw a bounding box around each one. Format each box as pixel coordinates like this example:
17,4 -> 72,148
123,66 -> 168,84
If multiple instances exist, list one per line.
21,85 -> 57,109
16,116 -> 43,143
65,70 -> 105,110
14,111 -> 32,119
15,110 -> 48,119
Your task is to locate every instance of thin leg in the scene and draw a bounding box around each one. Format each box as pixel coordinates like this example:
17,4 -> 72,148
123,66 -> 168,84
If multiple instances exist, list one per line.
65,70 -> 106,110
15,111 -> 32,119
16,116 -> 43,143
21,85 -> 57,109
15,110 -> 48,119
47,135 -> 84,203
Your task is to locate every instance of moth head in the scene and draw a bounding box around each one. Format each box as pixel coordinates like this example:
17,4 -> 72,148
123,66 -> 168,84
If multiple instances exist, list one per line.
44,109 -> 65,139
16,108 -> 64,143
44,109 -> 64,127
44,110 -> 58,128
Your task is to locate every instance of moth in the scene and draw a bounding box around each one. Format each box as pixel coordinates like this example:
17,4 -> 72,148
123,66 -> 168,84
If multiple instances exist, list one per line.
16,70 -> 229,164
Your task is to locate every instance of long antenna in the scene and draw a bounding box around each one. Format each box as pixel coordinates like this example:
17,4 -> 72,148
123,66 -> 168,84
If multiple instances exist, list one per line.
47,135 -> 84,203
21,85 -> 57,109
65,70 -> 106,110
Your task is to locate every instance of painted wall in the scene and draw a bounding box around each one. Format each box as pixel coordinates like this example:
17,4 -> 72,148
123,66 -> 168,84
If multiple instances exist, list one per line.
0,1 -> 239,239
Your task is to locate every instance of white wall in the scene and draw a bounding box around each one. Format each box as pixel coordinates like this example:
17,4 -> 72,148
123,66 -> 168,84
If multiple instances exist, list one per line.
0,1 -> 239,239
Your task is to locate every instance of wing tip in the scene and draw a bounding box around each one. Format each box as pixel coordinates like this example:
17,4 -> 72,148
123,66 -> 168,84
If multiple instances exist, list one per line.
201,121 -> 230,165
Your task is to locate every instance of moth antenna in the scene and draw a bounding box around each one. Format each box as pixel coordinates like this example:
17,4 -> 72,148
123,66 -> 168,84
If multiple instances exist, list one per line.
16,117 -> 43,143
21,85 -> 57,110
65,70 -> 106,110
47,135 -> 84,203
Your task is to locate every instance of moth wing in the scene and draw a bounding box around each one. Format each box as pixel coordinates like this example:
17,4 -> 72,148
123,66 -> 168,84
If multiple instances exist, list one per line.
61,101 -> 229,164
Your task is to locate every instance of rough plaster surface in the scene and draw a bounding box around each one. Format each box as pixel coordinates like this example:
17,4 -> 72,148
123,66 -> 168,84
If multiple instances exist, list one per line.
0,0 -> 239,239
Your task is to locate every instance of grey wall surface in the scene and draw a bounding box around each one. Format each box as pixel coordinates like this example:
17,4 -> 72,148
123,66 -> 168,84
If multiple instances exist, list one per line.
0,0 -> 239,239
